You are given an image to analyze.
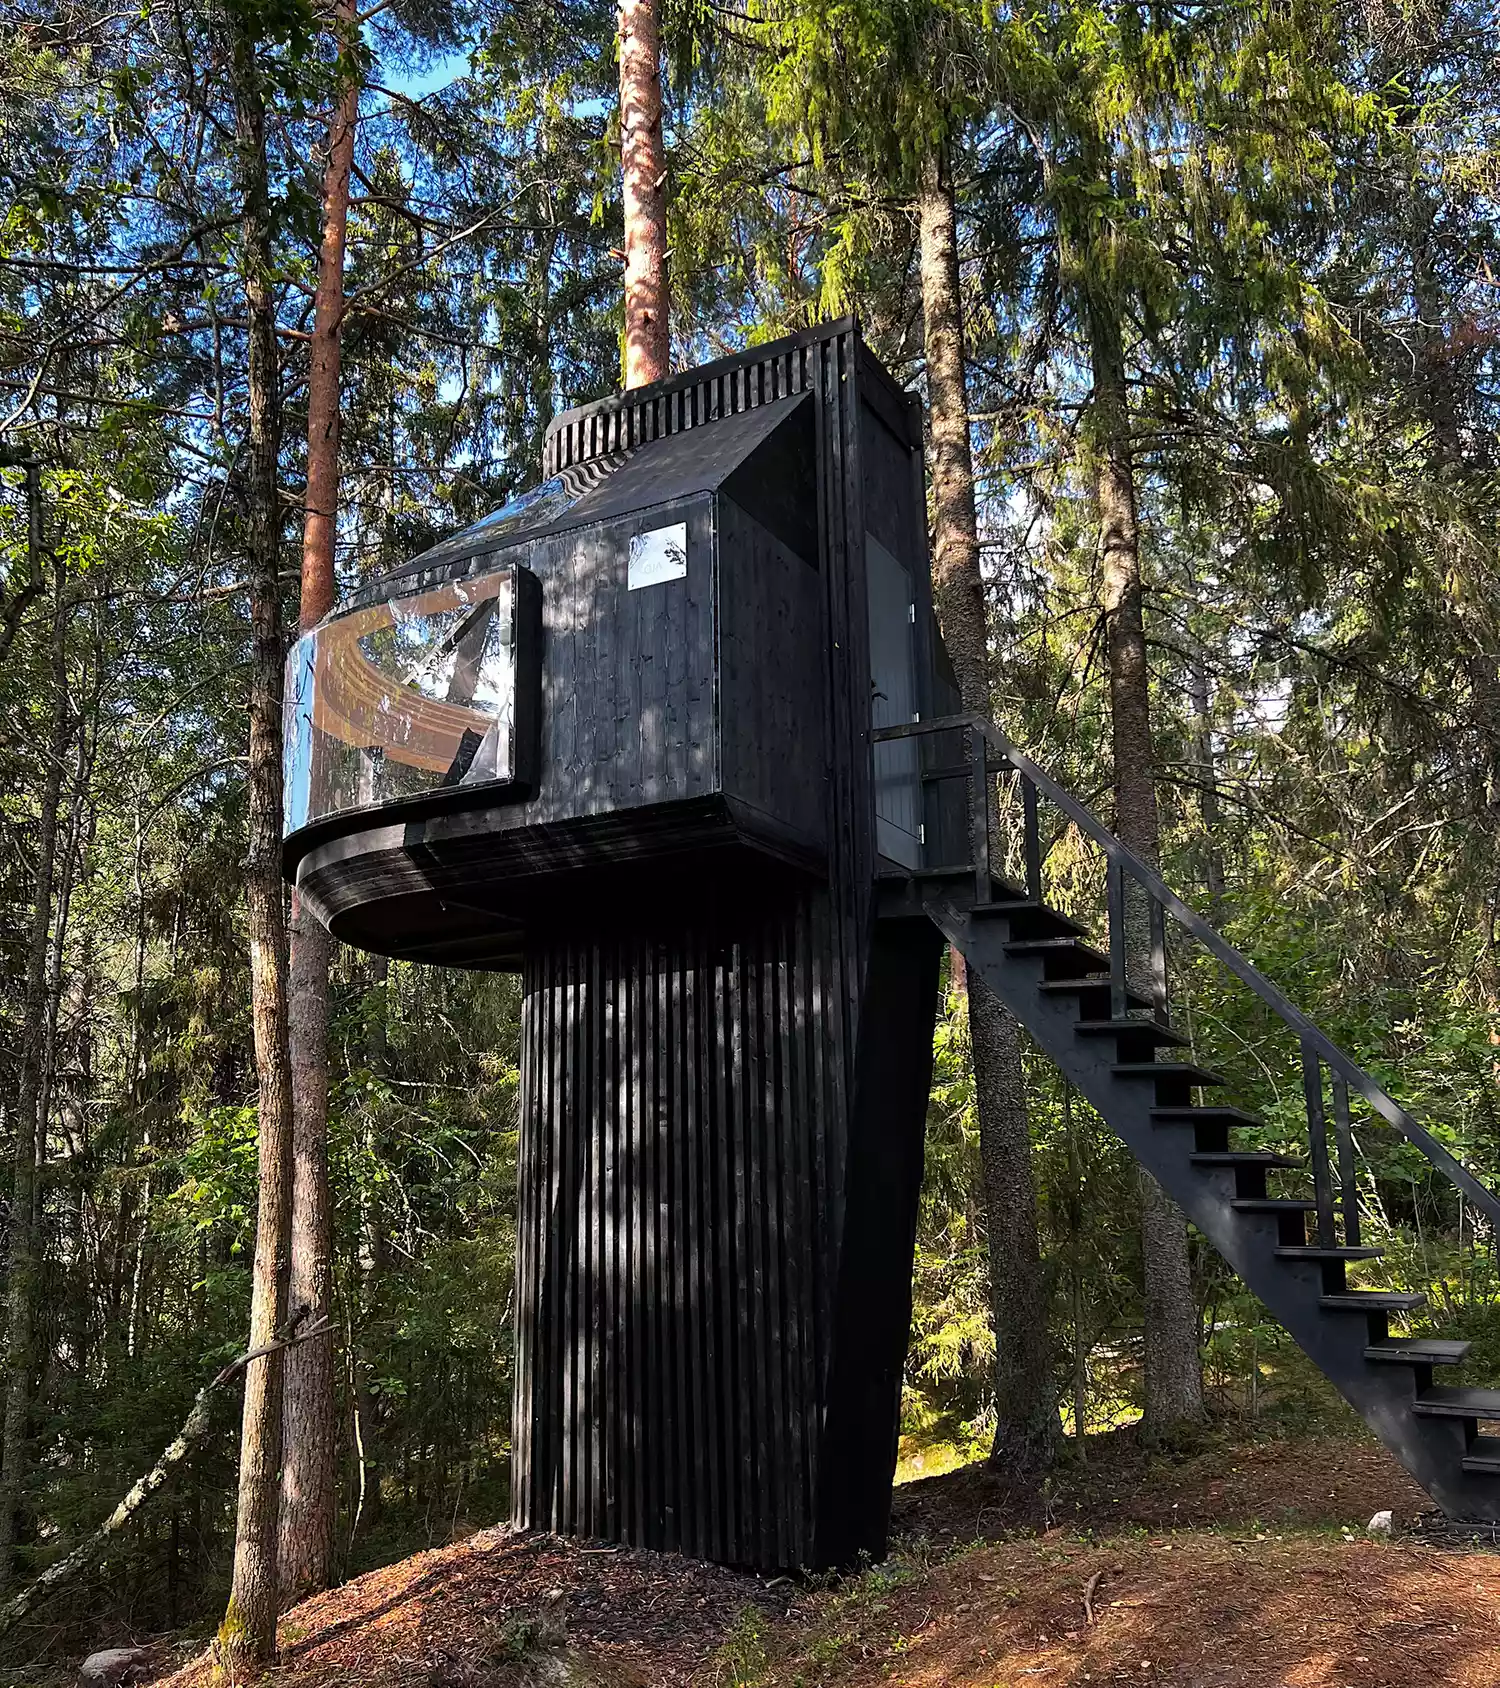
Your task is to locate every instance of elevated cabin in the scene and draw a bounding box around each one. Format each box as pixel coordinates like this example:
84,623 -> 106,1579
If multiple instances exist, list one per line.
288,388 -> 849,963
283,320 -> 959,1570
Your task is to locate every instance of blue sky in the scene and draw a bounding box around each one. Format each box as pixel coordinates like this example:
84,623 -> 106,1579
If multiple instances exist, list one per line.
392,47 -> 471,99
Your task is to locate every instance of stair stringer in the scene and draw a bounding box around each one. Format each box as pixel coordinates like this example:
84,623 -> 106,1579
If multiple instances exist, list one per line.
930,896 -> 1498,1521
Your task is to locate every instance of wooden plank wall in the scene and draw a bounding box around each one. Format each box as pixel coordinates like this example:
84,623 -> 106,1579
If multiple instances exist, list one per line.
514,322 -> 919,1569
716,497 -> 827,851
513,898 -> 837,1565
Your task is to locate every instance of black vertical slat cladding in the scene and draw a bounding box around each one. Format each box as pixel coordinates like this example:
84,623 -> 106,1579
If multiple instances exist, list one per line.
758,929 -> 780,1568
539,945 -> 562,1530
531,947 -> 549,1529
683,938 -> 709,1561
667,954 -> 691,1552
758,939 -> 786,1569
542,945 -> 561,1531
626,945 -> 647,1540
786,903 -> 816,1535
713,937 -> 742,1555
597,940 -> 614,1542
514,322 -> 926,1570
511,986 -> 533,1524
613,944 -> 627,1540
698,930 -> 723,1560
645,951 -> 664,1548
516,896 -> 886,1564
741,933 -> 762,1563
726,939 -> 750,1548
557,946 -> 576,1531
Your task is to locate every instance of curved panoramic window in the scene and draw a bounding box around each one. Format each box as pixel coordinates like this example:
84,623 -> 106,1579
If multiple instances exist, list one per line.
459,477 -> 575,541
284,565 -> 536,840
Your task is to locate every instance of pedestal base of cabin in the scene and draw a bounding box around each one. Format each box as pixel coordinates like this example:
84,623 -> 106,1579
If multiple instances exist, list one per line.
510,898 -> 940,1570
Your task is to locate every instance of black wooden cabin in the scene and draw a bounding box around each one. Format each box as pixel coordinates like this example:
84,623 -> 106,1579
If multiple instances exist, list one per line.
284,320 -> 961,1570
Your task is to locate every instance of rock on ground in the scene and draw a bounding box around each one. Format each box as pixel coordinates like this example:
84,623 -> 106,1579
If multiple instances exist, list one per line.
79,1648 -> 153,1688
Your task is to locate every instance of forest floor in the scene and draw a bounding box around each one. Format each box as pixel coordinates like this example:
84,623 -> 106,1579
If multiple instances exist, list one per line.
143,1427 -> 1500,1688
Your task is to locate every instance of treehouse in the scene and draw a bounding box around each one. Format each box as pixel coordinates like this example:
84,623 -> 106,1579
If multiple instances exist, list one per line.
286,319 -> 1500,1574
284,321 -> 960,1569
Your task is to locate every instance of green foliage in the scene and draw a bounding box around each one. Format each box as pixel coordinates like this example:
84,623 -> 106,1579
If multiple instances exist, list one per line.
713,1606 -> 772,1687
4,0 -> 1500,1657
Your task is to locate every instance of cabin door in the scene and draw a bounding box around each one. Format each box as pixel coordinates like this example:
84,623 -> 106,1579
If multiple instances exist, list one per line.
866,534 -> 922,870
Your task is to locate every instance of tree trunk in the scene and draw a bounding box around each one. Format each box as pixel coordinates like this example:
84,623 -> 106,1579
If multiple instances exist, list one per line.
918,141 -> 1056,1472
278,2 -> 355,1600
1187,640 -> 1225,910
220,18 -> 296,1674
0,562 -> 69,1595
0,1319 -> 330,1642
529,220 -> 558,467
351,955 -> 389,1544
1084,291 -> 1203,1440
617,0 -> 669,386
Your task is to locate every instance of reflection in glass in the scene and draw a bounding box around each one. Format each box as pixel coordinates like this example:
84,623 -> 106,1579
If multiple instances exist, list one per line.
462,477 -> 575,541
284,570 -> 519,837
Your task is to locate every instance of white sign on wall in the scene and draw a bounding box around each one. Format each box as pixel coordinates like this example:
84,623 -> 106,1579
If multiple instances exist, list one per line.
628,522 -> 689,590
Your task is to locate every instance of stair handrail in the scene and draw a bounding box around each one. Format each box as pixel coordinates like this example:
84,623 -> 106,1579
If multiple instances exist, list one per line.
875,710 -> 1500,1236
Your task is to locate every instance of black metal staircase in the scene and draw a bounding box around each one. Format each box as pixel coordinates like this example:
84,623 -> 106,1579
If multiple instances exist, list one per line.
875,712 -> 1500,1521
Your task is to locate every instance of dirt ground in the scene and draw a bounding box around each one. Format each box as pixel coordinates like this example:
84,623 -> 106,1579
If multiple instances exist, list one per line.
153,1431 -> 1500,1688
751,1532 -> 1500,1688
888,1424 -> 1434,1542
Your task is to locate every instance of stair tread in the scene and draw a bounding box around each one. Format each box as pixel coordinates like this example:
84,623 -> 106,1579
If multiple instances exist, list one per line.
1275,1245 -> 1384,1261
1076,1019 -> 1190,1046
1414,1387 -> 1500,1419
1006,937 -> 1109,964
1463,1435 -> 1500,1474
1321,1291 -> 1427,1312
1113,1062 -> 1228,1086
1153,1106 -> 1264,1126
1231,1198 -> 1319,1212
1365,1338 -> 1471,1366
881,865 -> 1024,893
1040,978 -> 1152,1008
974,901 -> 1089,934
1192,1150 -> 1300,1168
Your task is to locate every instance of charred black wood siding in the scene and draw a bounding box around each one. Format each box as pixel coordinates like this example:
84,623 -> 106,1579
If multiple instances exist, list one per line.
816,913 -> 942,1562
717,496 -> 827,851
510,322 -> 938,1569
541,321 -> 874,1144
513,899 -> 836,1566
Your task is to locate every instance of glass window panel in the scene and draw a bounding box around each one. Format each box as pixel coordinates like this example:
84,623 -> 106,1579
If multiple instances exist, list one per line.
284,569 -> 520,837
462,477 -> 575,541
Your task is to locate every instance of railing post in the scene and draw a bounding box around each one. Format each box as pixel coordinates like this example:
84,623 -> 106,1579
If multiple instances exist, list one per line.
1148,895 -> 1169,1028
1301,1034 -> 1337,1248
1332,1074 -> 1360,1247
877,714 -> 1500,1245
1107,858 -> 1127,1021
1022,774 -> 1042,903
969,724 -> 990,907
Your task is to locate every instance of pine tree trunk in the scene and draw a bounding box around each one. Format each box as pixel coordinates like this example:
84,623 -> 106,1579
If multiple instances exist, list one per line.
919,141 -> 1056,1472
529,220 -> 558,467
281,904 -> 334,1597
278,4 -> 355,1599
220,18 -> 296,1673
350,955 -> 389,1544
1084,292 -> 1203,1440
0,564 -> 69,1594
617,0 -> 669,386
1187,641 -> 1225,910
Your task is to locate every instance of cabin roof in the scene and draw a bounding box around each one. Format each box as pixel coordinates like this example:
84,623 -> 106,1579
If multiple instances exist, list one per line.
557,390 -> 808,530
335,391 -> 812,617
